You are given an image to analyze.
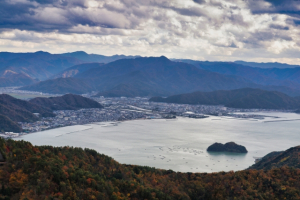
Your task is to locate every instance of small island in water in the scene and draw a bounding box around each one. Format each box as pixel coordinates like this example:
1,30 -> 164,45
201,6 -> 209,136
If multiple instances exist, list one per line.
207,142 -> 248,153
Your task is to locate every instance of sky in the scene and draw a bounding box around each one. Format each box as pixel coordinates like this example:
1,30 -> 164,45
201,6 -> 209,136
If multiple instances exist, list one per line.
0,0 -> 300,64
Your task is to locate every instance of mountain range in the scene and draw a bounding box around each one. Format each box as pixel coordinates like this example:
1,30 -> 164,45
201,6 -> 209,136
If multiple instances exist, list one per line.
0,51 -> 83,81
0,51 -> 138,84
234,61 -> 300,69
20,56 -> 268,96
61,51 -> 139,63
149,88 -> 300,109
175,60 -> 300,93
2,51 -> 300,99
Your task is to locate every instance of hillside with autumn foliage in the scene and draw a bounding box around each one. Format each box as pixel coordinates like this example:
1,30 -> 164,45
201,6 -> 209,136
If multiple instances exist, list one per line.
1,138 -> 300,200
249,146 -> 300,170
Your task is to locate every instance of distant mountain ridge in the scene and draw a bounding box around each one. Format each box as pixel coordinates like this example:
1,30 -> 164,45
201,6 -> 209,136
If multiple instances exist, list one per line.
61,51 -> 139,63
0,51 -> 83,81
235,61 -> 300,69
2,51 -> 300,97
175,60 -> 300,92
29,94 -> 103,110
149,88 -> 300,109
76,56 -> 259,96
21,56 -> 258,96
176,59 -> 300,95
22,56 -> 300,97
0,51 -> 140,87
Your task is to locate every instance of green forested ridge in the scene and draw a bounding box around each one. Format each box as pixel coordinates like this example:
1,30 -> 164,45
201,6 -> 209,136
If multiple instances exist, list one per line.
0,94 -> 55,132
1,139 -> 300,199
0,115 -> 22,133
29,94 -> 103,110
249,146 -> 300,170
150,88 -> 300,109
0,94 -> 103,132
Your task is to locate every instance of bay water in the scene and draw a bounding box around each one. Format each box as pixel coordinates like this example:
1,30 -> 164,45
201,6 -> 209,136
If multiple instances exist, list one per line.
15,112 -> 300,173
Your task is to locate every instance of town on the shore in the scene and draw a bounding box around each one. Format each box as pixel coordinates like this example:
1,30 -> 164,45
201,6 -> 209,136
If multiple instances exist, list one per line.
0,88 -> 276,138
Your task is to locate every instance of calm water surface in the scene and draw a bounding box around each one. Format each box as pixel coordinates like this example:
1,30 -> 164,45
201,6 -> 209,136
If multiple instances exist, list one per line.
15,112 -> 300,173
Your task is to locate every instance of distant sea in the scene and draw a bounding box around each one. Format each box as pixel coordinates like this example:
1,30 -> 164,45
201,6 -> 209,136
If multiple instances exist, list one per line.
15,112 -> 300,173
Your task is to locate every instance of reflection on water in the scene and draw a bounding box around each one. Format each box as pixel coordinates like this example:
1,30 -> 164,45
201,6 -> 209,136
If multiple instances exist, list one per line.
15,112 -> 300,173
207,151 -> 247,157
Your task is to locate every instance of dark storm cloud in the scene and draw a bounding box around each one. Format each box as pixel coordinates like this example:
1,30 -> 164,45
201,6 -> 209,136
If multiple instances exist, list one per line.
29,0 -> 87,8
0,0 -> 140,32
292,19 -> 300,26
269,24 -> 289,30
0,0 -> 70,32
247,0 -> 300,31
0,1 -> 35,27
249,0 -> 300,17
165,6 -> 206,17
193,0 -> 206,4
0,0 -> 296,34
0,0 -> 208,34
241,30 -> 293,48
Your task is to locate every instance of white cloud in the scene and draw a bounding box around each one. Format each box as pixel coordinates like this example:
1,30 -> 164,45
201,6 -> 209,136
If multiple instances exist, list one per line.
0,0 -> 299,64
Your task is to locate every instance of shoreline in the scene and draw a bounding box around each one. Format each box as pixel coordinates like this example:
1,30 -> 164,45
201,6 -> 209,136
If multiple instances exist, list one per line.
11,110 -> 297,139
15,118 -> 153,138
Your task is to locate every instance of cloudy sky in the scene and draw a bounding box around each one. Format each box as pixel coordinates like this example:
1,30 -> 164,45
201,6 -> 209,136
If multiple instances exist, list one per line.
0,0 -> 300,64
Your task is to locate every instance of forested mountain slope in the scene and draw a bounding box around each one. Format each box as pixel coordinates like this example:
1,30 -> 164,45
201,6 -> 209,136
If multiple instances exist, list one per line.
29,94 -> 103,110
21,78 -> 93,94
0,94 -> 55,132
1,139 -> 300,199
150,88 -> 300,109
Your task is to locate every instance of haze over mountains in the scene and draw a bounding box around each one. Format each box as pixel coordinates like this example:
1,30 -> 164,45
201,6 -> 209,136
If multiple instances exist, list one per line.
234,61 -> 300,69
0,51 -> 82,81
21,78 -> 93,94
175,59 -> 300,96
0,51 -> 137,84
61,51 -> 139,63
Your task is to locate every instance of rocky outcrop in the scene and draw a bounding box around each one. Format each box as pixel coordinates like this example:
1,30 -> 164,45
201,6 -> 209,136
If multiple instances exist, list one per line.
207,142 -> 248,153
